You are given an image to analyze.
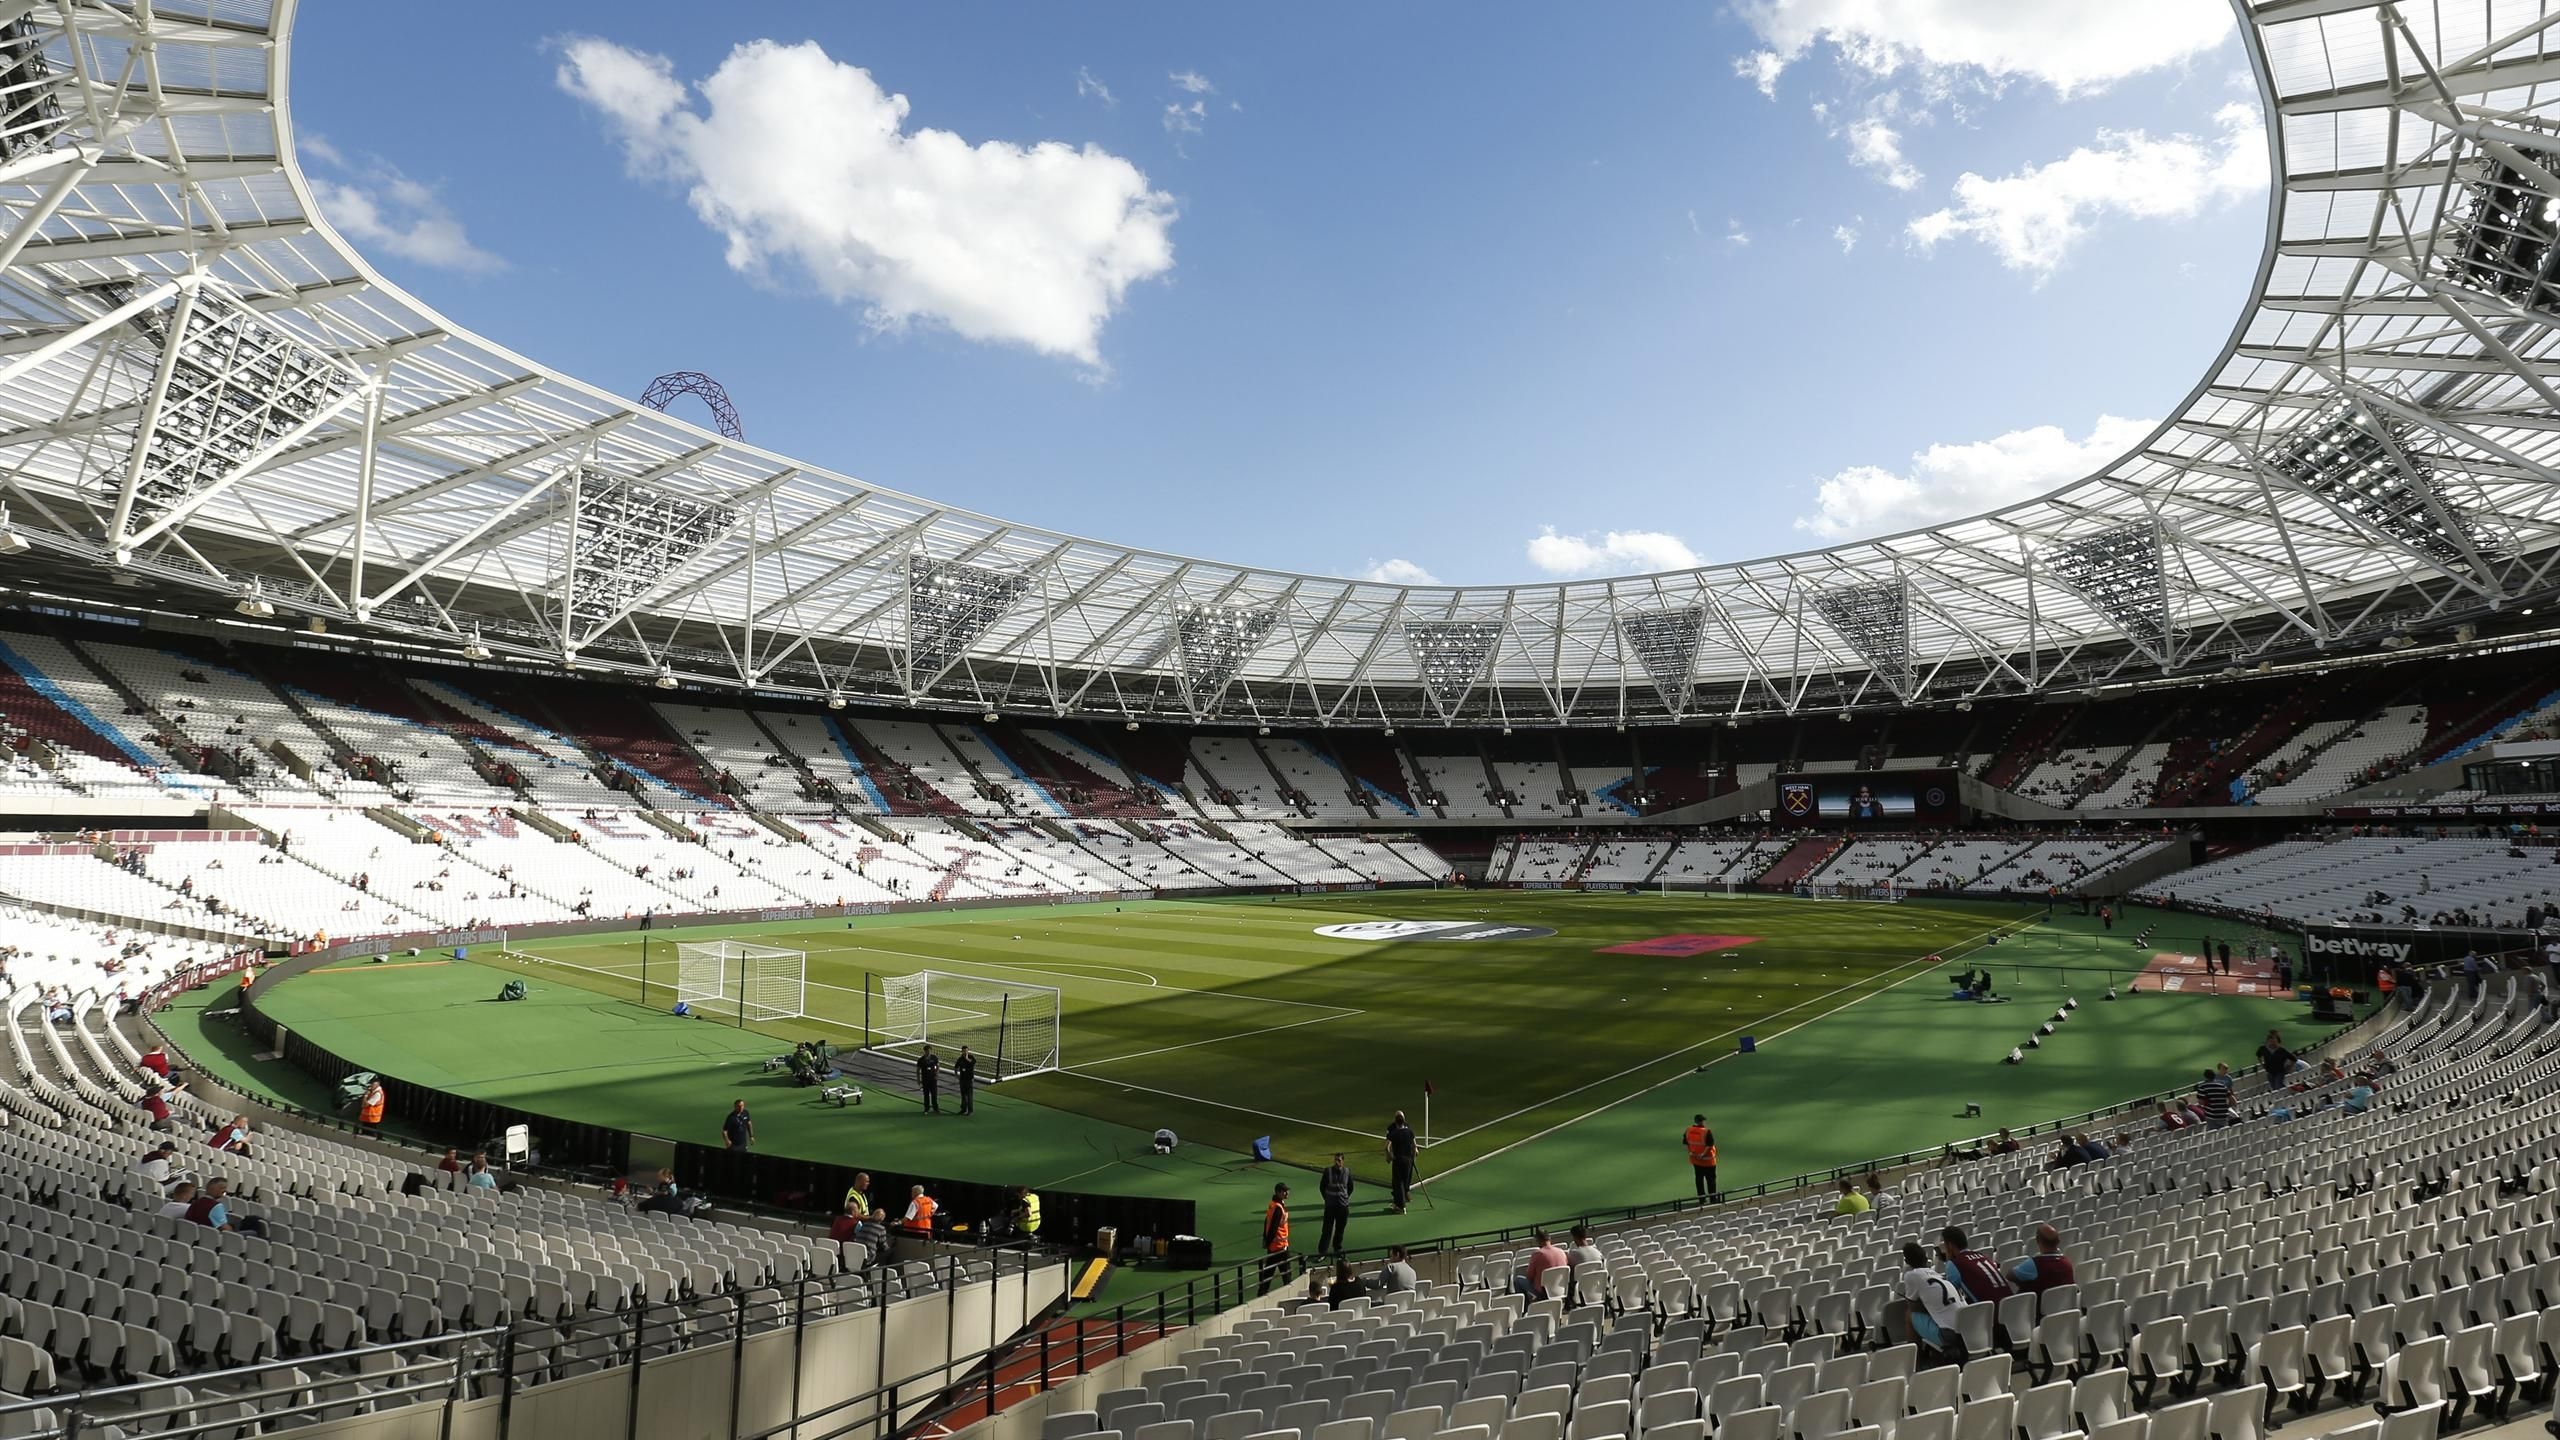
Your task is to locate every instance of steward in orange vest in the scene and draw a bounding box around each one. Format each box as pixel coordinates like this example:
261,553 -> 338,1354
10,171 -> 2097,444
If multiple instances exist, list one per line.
1685,1116 -> 1720,1201
1257,1182 -> 1292,1296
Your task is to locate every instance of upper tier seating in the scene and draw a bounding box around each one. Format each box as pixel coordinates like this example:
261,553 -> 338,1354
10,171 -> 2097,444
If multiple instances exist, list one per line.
657,704 -> 811,811
2139,837 -> 2560,928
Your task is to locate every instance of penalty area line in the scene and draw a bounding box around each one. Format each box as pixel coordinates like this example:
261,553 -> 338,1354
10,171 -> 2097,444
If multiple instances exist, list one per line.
1039,1070 -> 1381,1142
1069,1005 -> 1365,1069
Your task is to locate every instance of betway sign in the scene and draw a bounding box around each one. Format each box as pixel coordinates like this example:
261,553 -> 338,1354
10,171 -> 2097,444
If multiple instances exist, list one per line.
2303,932 -> 2413,964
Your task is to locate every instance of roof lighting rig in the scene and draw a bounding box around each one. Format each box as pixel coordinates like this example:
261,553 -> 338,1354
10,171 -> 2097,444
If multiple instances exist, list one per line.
2264,398 -> 2489,574
1175,601 -> 1278,716
902,554 -> 1029,694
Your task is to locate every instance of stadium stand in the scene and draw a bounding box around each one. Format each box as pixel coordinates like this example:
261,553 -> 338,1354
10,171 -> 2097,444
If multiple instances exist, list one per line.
0,958 -> 1043,1434
1026,975 -> 2520,1440
2139,837 -> 2560,929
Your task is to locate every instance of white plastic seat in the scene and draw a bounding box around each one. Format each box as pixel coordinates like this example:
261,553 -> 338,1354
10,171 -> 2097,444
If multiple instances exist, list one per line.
2016,1383 -> 2074,1440
2248,1328 -> 2308,1414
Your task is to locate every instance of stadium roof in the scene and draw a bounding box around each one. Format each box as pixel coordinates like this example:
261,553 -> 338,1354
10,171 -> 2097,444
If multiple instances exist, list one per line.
2,0 -> 2559,727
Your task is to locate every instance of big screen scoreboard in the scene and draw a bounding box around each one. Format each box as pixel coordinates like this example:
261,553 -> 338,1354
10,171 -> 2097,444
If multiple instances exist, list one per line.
1772,769 -> 1961,827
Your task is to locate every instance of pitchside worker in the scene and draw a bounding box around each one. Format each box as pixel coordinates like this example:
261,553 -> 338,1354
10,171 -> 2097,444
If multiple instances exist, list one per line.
1685,1114 -> 1720,1200
1259,1182 -> 1292,1295
1383,1111 -> 1418,1213
955,1045 -> 978,1116
916,1044 -> 943,1115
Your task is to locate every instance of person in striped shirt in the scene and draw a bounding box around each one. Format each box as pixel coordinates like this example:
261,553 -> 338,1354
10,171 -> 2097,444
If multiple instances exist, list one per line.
2196,1067 -> 2235,1128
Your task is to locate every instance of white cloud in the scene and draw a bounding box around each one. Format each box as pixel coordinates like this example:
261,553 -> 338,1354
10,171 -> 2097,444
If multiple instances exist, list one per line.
556,36 -> 1176,370
1725,218 -> 1751,248
301,137 -> 501,274
1361,558 -> 1440,585
1906,102 -> 2263,275
1163,99 -> 1206,137
1169,70 -> 1216,95
1796,414 -> 2155,539
1833,221 -> 1861,253
1076,67 -> 1115,107
1526,527 -> 1702,578
1734,0 -> 2233,99
1736,49 -> 1789,98
1844,114 -> 1921,190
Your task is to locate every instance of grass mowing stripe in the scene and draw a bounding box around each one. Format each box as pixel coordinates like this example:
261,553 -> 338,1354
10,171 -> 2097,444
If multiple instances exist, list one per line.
1423,906 -> 2044,1180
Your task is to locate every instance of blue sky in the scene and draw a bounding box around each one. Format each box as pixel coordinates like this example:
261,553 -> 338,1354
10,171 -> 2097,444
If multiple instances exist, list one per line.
291,2 -> 2264,585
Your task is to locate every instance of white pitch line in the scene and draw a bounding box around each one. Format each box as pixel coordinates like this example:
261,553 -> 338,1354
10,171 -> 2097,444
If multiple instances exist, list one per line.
1420,910 -> 2045,1182
1070,1005 -> 1365,1068
1043,1070 -> 1381,1140
814,940 -> 1351,1012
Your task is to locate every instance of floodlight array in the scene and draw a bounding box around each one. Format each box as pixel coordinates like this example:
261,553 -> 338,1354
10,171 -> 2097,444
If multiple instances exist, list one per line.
1405,621 -> 1504,712
113,287 -> 356,528
1175,601 -> 1278,711
2265,398 -> 2484,568
2437,157 -> 2560,316
2051,521 -> 2172,654
0,15 -> 68,162
1813,578 -> 1913,698
564,470 -> 740,637
905,555 -> 1030,679
1617,605 -> 1706,711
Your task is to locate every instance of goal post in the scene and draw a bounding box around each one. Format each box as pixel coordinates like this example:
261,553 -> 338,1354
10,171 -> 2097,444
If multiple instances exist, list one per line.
870,969 -> 1062,1081
675,941 -> 807,1024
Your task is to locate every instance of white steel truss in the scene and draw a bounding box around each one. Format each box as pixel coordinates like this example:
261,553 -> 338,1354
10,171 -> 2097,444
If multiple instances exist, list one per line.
2,1 -> 2560,726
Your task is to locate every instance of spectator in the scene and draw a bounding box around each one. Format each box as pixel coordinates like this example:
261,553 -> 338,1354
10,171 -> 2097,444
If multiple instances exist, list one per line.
2197,1067 -> 2235,1128
721,1099 -> 754,1151
139,1044 -> 172,1083
186,1178 -> 266,1236
466,1157 -> 498,1191
1990,1128 -> 2021,1155
2009,1224 -> 2075,1295
438,1148 -> 462,1175
131,1142 -> 177,1194
828,1196 -> 865,1245
1518,1229 -> 1568,1299
1940,1225 -> 2013,1301
2048,1136 -> 2086,1170
1565,1224 -> 1604,1270
1377,1245 -> 1417,1294
1899,1240 -> 1968,1363
1862,1172 -> 1892,1210
158,1181 -> 198,1221
2256,1031 -> 2293,1092
1325,1259 -> 1370,1308
2158,1103 -> 2193,1132
854,1208 -> 890,1262
1834,1177 -> 1871,1214
208,1114 -> 252,1158
138,1081 -> 176,1132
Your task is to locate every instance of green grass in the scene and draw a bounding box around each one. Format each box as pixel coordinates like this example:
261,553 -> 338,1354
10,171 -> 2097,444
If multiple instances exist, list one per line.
182,893 -> 2329,1271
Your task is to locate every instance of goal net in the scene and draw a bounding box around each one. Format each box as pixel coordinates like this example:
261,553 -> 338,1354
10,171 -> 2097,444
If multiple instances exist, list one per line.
676,941 -> 807,1022
1791,880 -> 1906,903
872,970 -> 1062,1081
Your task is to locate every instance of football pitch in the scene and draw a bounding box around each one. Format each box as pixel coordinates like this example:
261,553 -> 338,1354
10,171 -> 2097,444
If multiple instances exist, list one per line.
495,890 -> 2064,1172
199,889 -> 2331,1270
